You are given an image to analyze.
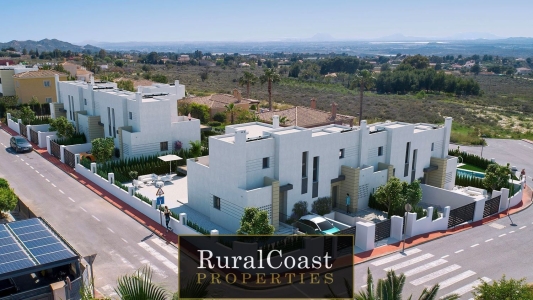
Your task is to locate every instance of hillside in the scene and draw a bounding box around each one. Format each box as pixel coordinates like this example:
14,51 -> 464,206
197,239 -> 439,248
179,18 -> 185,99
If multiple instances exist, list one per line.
0,39 -> 100,53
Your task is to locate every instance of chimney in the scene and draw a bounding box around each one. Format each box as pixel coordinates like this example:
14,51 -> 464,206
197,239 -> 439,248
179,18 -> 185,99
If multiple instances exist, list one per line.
234,129 -> 247,144
272,115 -> 279,128
331,102 -> 337,120
233,89 -> 242,101
310,98 -> 316,109
90,75 -> 95,85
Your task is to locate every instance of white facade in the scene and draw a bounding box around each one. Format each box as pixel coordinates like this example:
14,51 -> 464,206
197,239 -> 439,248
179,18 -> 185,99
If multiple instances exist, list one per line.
187,117 -> 456,232
53,77 -> 200,159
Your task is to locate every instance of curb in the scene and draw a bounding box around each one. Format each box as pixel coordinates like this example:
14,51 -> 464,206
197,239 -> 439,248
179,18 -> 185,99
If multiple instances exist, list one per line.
522,139 -> 533,145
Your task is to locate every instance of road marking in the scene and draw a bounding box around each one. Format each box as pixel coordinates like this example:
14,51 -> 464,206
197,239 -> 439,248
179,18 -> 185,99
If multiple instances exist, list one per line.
471,244 -> 479,248
439,270 -> 477,289
404,259 -> 448,277
16,155 -> 19,157
410,264 -> 461,286
107,228 -> 115,233
441,255 -> 449,259
46,179 -> 50,182
499,233 -> 506,237
51,183 -> 56,187
20,158 -> 24,161
443,277 -> 492,298
151,238 -> 179,257
455,249 -> 464,253
138,242 -> 179,274
80,207 -> 87,212
122,238 -> 128,243
384,253 -> 434,271
30,166 -> 34,169
59,189 -> 64,194
100,284 -> 118,298
92,215 -> 100,222
35,170 -> 39,173
371,248 -> 422,266
519,226 -> 526,229
138,258 -> 168,279
68,197 -> 75,202
25,162 -> 29,165
489,223 -> 505,229
109,250 -> 135,270
509,231 -> 515,234
485,238 -> 493,242
40,174 -> 44,177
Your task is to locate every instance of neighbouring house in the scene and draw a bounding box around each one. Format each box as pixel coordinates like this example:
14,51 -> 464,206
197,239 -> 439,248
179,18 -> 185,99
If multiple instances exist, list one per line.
199,60 -> 216,67
516,67 -> 532,75
238,62 -> 250,67
257,99 -> 355,128
181,89 -> 260,120
0,64 -> 38,96
51,77 -> 200,159
13,70 -> 67,104
177,55 -> 190,63
99,64 -> 109,70
0,59 -> 15,66
450,64 -> 463,70
187,116 -> 456,232
60,61 -> 93,81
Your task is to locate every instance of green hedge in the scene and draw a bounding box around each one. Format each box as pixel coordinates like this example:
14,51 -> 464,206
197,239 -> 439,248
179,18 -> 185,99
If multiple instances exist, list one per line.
55,132 -> 87,146
135,192 -> 152,205
187,220 -> 210,235
448,148 -> 491,170
455,174 -> 485,189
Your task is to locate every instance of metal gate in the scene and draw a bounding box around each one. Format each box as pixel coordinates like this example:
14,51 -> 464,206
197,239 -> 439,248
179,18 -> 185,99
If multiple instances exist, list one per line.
19,123 -> 27,137
483,195 -> 501,218
65,277 -> 82,300
323,236 -> 333,256
375,219 -> 392,242
64,149 -> 75,168
50,140 -> 61,159
448,202 -> 476,228
30,129 -> 39,144
335,226 -> 356,241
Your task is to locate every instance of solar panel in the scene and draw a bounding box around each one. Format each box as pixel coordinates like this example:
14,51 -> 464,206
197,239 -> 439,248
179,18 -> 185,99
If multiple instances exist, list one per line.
0,260 -> 35,274
24,237 -> 60,249
31,243 -> 65,256
16,231 -> 54,243
36,249 -> 76,264
7,218 -> 41,229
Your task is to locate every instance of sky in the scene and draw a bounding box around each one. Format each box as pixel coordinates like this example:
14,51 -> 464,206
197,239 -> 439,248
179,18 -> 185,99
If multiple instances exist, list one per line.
2,0 -> 532,43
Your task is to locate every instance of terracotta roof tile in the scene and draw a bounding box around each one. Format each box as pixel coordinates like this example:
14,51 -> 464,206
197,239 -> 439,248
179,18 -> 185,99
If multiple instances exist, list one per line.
13,70 -> 68,78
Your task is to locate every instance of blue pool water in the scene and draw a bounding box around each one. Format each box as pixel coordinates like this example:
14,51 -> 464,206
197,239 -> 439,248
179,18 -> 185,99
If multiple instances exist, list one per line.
456,169 -> 485,178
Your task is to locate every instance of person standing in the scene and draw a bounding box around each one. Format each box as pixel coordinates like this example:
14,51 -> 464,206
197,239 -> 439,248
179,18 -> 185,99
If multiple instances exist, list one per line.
346,193 -> 351,214
164,206 -> 171,231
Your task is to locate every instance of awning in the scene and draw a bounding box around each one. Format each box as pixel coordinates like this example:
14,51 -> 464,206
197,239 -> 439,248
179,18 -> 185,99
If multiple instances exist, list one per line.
423,165 -> 439,172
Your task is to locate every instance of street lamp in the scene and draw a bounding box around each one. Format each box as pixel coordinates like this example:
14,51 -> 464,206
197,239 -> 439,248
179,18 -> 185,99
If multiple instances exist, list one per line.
402,203 -> 412,254
480,135 -> 487,158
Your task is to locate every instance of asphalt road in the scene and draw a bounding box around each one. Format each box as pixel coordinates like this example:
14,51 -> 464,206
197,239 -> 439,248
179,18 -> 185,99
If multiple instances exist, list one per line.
355,200 -> 533,299
0,129 -> 180,298
450,139 -> 533,184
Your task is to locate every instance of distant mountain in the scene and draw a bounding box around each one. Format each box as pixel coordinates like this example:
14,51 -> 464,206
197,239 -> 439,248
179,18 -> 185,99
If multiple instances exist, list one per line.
0,39 -> 100,53
374,32 -> 504,42
448,32 -> 501,40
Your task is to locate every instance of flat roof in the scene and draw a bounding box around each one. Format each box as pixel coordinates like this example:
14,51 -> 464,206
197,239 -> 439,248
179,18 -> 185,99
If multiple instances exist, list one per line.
233,124 -> 275,139
0,218 -> 79,280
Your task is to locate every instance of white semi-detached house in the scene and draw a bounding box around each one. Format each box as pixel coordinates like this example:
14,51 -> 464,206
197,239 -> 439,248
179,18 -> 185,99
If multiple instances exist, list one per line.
51,76 -> 200,159
187,116 -> 457,232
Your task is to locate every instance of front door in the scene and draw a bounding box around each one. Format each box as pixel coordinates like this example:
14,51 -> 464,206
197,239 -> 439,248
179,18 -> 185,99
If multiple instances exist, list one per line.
331,185 -> 338,208
279,191 -> 287,222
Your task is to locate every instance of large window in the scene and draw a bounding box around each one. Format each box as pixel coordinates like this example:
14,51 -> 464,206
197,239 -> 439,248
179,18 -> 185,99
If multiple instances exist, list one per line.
404,142 -> 411,177
431,142 -> 434,151
213,196 -> 221,210
129,112 -> 133,120
262,157 -> 269,169
160,142 -> 168,151
43,80 -> 50,87
301,152 -> 308,194
45,97 -> 52,103
107,107 -> 111,136
312,156 -> 319,182
111,108 -> 116,138
378,146 -> 383,156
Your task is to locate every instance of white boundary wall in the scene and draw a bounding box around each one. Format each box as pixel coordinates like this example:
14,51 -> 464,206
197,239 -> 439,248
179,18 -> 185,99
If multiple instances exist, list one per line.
421,184 -> 476,209
74,159 -> 200,235
6,115 -> 20,134
405,206 -> 451,237
38,131 -> 56,148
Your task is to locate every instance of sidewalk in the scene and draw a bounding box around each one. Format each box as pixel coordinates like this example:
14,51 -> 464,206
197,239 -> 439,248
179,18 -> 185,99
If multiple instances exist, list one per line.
355,185 -> 533,264
0,123 -> 179,246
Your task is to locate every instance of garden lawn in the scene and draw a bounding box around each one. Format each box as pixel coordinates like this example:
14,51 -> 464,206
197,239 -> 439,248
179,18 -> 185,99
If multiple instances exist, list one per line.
457,163 -> 485,173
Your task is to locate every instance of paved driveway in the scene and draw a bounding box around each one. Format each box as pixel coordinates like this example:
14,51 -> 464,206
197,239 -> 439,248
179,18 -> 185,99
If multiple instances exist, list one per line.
450,139 -> 533,185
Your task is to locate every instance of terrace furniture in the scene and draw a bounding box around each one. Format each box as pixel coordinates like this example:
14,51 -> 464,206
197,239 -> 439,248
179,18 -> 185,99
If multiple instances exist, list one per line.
155,181 -> 164,188
133,180 -> 144,189
138,174 -> 154,185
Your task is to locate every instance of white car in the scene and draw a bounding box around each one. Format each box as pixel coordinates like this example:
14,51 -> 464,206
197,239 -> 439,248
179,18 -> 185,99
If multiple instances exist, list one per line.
297,215 -> 340,235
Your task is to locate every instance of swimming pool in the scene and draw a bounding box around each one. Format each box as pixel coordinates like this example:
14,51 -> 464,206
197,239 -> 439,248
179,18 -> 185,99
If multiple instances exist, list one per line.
456,169 -> 485,178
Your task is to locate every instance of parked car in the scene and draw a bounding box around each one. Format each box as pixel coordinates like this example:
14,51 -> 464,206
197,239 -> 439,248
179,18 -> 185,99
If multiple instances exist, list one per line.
296,215 -> 340,235
10,136 -> 32,153
80,151 -> 96,162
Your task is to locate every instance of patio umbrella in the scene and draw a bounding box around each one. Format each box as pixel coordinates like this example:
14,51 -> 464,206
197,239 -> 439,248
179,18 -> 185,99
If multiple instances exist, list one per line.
158,154 -> 183,174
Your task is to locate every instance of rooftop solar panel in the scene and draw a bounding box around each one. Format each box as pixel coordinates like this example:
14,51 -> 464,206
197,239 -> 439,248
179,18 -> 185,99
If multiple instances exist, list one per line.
0,259 -> 36,274
24,237 -> 60,249
36,249 -> 76,264
7,218 -> 41,229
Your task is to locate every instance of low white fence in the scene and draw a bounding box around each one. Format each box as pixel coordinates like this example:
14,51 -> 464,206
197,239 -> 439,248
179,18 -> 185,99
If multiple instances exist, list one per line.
6,113 -> 20,134
74,156 -> 201,235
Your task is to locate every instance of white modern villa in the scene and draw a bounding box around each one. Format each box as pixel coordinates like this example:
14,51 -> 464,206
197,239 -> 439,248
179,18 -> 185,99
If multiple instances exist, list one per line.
187,116 -> 457,232
50,76 -> 200,159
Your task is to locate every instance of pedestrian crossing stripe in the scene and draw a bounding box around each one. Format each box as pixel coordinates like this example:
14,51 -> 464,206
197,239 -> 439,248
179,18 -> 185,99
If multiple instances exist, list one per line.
384,253 -> 434,272
371,248 -> 422,266
438,270 -> 476,289
410,264 -> 461,286
403,259 -> 448,277
442,277 -> 491,298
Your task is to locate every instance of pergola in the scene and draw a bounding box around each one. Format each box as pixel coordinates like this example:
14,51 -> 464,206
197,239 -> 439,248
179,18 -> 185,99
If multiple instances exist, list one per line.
158,154 -> 183,174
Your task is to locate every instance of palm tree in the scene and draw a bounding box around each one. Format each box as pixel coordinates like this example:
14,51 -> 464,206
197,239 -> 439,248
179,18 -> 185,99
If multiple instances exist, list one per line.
260,68 -> 281,111
239,71 -> 258,99
353,69 -> 375,126
189,140 -> 203,161
224,103 -> 238,124
114,266 -> 168,300
279,116 -> 288,126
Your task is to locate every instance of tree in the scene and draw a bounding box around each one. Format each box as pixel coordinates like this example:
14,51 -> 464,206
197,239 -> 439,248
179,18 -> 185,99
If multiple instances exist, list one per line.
91,137 -> 115,163
350,268 -> 459,300
236,207 -> 275,235
49,116 -> 75,140
179,103 -> 210,124
151,74 -> 168,84
200,68 -> 209,82
20,105 -> 36,124
401,54 -> 430,69
402,180 -> 422,207
114,266 -> 168,300
0,183 -> 18,216
471,63 -> 481,75
260,68 -> 281,111
353,69 -> 375,126
146,52 -> 159,64
22,48 -> 27,55
98,49 -> 106,60
374,177 -> 404,218
483,163 -> 511,192
239,71 -> 258,99
224,103 -> 238,124
117,80 -> 135,92
82,55 -> 94,72
114,60 -> 124,67
472,275 -> 533,300
189,140 -> 202,161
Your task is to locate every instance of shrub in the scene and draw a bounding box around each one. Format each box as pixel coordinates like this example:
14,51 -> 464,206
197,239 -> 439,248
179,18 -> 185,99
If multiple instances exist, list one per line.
55,132 -> 87,146
292,201 -> 308,219
213,112 -> 227,123
312,197 -> 332,216
114,180 -> 128,192
368,192 -> 388,212
80,157 -> 91,169
135,192 -> 152,205
448,148 -> 491,170
0,178 -> 9,189
187,220 -> 210,235
207,121 -> 221,127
